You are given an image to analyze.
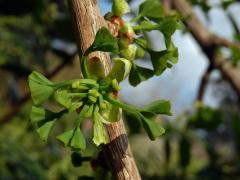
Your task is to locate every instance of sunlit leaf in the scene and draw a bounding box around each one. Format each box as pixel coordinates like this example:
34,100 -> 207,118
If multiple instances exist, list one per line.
112,0 -> 130,17
30,106 -> 65,123
70,127 -> 86,150
143,100 -> 171,115
100,102 -> 121,123
93,106 -> 109,146
137,0 -> 164,21
36,120 -> 56,141
56,129 -> 74,147
53,89 -> 72,109
28,71 -> 55,105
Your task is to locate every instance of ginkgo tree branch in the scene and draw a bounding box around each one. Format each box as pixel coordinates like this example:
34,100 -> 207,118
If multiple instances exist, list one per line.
170,0 -> 240,99
67,0 -> 141,179
197,64 -> 213,101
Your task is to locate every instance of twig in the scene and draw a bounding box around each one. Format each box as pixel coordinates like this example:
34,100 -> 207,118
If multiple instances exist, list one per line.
197,65 -> 213,101
162,0 -> 172,16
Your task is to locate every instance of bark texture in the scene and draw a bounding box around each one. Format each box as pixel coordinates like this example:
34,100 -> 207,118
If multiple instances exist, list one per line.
67,0 -> 141,179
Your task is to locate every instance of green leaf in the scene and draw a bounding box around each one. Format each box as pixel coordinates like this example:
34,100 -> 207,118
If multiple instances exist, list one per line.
159,16 -> 178,37
36,120 -> 56,141
87,57 -> 105,80
135,0 -> 164,21
159,16 -> 178,48
143,100 -> 171,115
70,127 -> 86,150
85,27 -> 118,55
56,129 -> 74,147
30,106 -> 48,123
141,115 -> 165,140
28,71 -> 55,105
30,106 -> 65,123
135,46 -> 145,59
107,58 -> 132,82
93,106 -> 109,146
100,102 -> 121,123
84,104 -> 94,118
112,0 -> 130,17
149,48 -> 178,75
129,64 -> 154,86
134,37 -> 148,49
53,89 -> 72,109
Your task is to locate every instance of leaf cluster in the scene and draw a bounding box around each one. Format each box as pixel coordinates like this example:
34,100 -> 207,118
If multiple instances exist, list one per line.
28,0 -> 178,152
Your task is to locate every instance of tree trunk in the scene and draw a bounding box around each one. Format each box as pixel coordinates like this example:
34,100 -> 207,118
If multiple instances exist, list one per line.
67,0 -> 141,179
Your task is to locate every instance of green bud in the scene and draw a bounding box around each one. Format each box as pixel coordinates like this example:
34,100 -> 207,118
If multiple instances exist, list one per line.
98,95 -> 107,110
120,22 -> 134,34
112,79 -> 121,91
88,89 -> 100,98
72,81 -> 88,90
112,0 -> 130,17
120,44 -> 137,61
88,95 -> 97,104
135,46 -> 145,59
71,79 -> 98,89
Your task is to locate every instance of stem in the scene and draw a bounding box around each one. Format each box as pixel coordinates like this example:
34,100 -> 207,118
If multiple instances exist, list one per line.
56,79 -> 77,88
68,93 -> 87,98
80,56 -> 91,79
130,14 -> 142,23
133,24 -> 160,32
75,106 -> 87,127
105,96 -> 141,113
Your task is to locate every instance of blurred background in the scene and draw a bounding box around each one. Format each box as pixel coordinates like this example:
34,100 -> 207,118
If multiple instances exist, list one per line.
0,0 -> 240,179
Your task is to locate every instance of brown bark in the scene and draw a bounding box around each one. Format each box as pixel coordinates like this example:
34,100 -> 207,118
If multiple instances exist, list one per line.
67,0 -> 141,179
197,65 -> 213,101
171,0 -> 240,98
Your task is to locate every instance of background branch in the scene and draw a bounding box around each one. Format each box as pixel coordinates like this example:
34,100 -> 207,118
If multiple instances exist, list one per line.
197,65 -> 213,101
171,0 -> 240,100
